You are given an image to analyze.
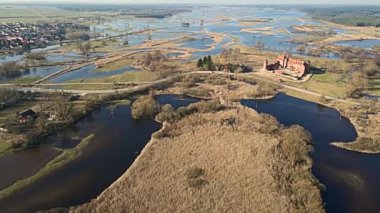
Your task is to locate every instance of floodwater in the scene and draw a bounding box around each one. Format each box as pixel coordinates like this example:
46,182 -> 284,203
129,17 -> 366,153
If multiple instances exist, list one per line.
0,49 -> 103,67
48,64 -> 137,83
0,66 -> 67,83
181,35 -> 213,50
241,93 -> 380,213
90,6 -> 360,58
0,45 -> 61,66
0,93 -> 379,212
0,95 -> 198,213
0,146 -> 60,190
334,39 -> 380,49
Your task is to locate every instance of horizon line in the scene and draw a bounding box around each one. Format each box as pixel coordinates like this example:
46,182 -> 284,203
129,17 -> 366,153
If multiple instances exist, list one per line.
0,2 -> 380,6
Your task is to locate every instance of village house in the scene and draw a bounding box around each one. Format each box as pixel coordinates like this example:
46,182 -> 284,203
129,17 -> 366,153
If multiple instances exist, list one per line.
263,55 -> 310,80
17,109 -> 37,123
0,22 -> 90,50
0,124 -> 8,133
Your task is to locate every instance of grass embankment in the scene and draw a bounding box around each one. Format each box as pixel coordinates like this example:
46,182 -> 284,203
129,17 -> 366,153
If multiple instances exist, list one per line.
11,76 -> 42,84
108,99 -> 131,110
72,105 -> 323,212
55,70 -> 157,91
0,137 -> 11,155
0,134 -> 94,199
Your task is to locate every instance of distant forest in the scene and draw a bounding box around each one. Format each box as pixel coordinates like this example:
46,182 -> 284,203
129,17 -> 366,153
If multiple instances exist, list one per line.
302,6 -> 380,27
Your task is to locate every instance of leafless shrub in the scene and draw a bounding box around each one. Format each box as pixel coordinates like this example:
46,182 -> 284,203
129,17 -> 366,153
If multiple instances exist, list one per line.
185,167 -> 208,189
131,95 -> 161,120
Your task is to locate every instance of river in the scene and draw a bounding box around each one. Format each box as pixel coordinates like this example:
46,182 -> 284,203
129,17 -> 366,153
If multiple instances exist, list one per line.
241,93 -> 380,213
0,93 -> 379,212
0,95 -> 198,213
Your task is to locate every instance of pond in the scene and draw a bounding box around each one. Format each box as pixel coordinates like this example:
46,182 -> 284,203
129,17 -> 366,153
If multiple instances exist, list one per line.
334,39 -> 380,49
241,93 -> 380,213
0,45 -> 61,66
0,95 -> 198,212
180,36 -> 214,50
49,65 -> 138,83
0,66 -> 67,83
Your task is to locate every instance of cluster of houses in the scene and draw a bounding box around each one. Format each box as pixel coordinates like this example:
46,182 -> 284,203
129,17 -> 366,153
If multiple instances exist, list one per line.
263,55 -> 310,80
0,106 -> 58,133
0,22 -> 89,50
0,109 -> 38,133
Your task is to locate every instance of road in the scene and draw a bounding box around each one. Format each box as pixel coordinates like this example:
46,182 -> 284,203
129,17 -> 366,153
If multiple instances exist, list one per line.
0,71 -> 357,104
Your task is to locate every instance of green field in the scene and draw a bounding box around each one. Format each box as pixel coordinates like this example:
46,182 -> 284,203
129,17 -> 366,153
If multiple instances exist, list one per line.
0,6 -> 110,23
286,72 -> 348,98
11,76 -> 41,84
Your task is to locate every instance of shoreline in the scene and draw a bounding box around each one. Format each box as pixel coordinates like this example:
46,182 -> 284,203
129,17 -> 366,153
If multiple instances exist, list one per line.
329,109 -> 379,154
281,89 -> 379,154
0,134 -> 95,200
330,142 -> 380,154
70,103 -> 323,212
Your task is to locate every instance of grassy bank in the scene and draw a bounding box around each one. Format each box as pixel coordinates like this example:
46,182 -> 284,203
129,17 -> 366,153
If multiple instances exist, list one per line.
10,76 -> 42,84
95,59 -> 134,72
0,138 -> 11,155
332,137 -> 380,154
0,134 -> 94,200
331,109 -> 380,153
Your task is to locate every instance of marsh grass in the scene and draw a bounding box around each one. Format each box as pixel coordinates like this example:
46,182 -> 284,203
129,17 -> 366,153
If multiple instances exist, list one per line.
72,107 -> 323,213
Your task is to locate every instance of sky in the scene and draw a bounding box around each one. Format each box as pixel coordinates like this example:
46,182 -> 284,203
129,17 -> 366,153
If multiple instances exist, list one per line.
0,0 -> 379,5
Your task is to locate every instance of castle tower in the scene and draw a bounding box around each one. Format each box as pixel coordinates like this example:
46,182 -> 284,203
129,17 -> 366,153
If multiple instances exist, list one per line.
263,58 -> 268,70
284,55 -> 289,68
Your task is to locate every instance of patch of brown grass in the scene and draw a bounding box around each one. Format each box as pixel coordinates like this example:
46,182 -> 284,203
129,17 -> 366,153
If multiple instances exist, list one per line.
70,107 -> 323,213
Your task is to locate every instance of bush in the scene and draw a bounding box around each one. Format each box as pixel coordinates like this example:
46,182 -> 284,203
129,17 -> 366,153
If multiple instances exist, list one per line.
189,100 -> 224,113
176,107 -> 191,117
0,62 -> 22,77
66,32 -> 91,41
375,58 -> 380,67
185,167 -> 208,189
156,104 -> 180,123
180,76 -> 199,88
363,63 -> 379,77
206,76 -> 227,85
319,95 -> 327,103
248,83 -> 277,98
279,125 -> 313,166
131,95 -> 161,119
26,52 -> 46,60
157,67 -> 176,79
184,88 -> 213,98
237,76 -> 257,85
258,114 -> 282,134
270,125 -> 322,212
